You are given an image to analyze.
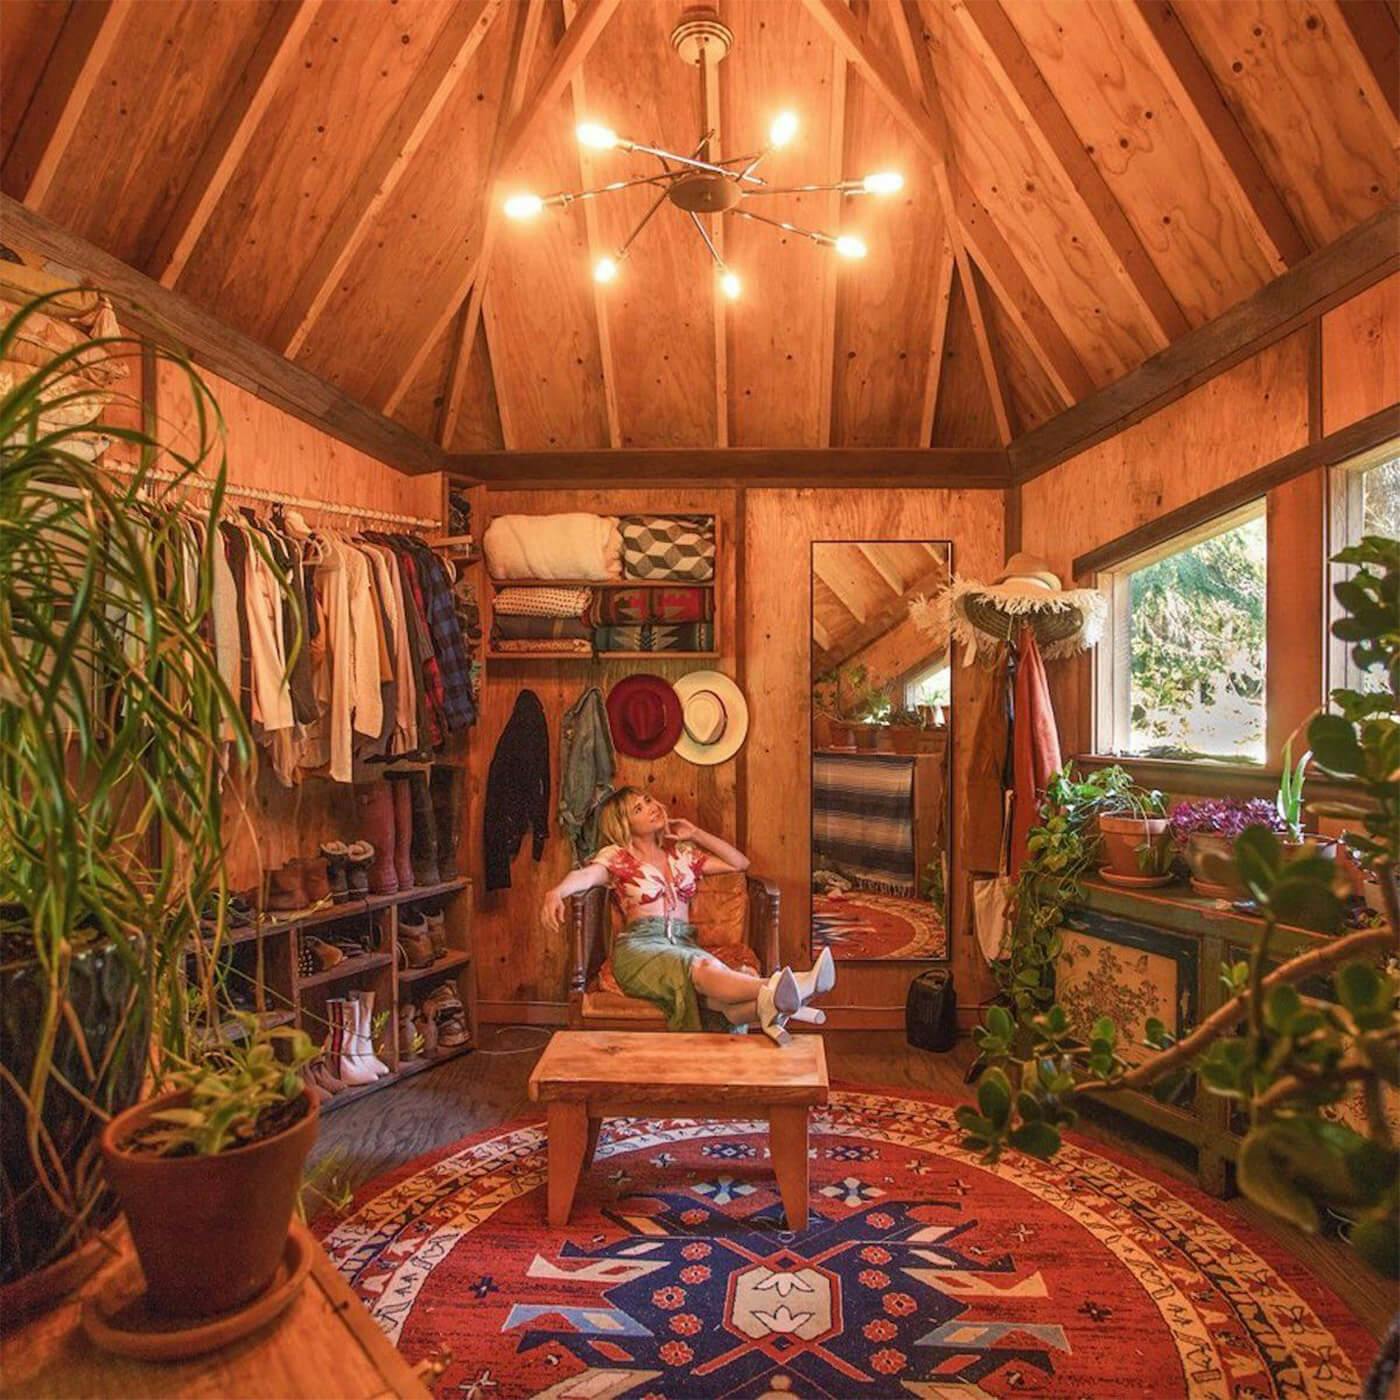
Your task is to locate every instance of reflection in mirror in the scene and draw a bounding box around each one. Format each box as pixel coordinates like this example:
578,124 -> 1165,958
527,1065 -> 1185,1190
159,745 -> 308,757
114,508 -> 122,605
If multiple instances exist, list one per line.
810,541 -> 952,963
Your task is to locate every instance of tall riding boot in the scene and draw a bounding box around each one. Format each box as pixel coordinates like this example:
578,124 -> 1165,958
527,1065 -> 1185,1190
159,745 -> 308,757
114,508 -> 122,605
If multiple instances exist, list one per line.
389,776 -> 415,891
407,772 -> 441,887
430,766 -> 459,880
354,782 -> 398,896
348,989 -> 391,1078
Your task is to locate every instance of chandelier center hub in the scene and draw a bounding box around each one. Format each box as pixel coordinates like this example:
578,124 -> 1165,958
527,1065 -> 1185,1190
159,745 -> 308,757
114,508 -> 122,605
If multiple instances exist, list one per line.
667,173 -> 743,214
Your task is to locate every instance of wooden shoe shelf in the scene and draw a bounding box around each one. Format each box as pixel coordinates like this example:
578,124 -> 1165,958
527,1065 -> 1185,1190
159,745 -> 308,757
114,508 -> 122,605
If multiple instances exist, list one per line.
192,878 -> 477,1116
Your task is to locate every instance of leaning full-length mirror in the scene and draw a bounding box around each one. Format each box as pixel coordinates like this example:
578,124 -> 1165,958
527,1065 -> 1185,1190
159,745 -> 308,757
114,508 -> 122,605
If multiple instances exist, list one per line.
810,541 -> 952,963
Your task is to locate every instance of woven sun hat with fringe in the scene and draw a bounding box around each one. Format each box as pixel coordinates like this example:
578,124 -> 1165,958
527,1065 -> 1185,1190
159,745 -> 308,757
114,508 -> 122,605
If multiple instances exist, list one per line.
935,552 -> 1107,665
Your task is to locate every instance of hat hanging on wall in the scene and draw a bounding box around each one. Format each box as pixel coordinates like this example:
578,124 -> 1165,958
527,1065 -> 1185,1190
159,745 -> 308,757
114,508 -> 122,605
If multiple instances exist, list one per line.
938,552 -> 1107,666
673,671 -> 749,766
606,674 -> 684,759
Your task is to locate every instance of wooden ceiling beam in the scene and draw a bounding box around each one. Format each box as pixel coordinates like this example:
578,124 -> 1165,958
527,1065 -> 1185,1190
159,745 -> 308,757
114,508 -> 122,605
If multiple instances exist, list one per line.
952,0 -> 1188,350
813,554 -> 869,622
450,446 -> 1011,486
2,0 -> 133,208
918,236 -> 954,445
1327,0 -> 1400,153
145,1 -> 320,288
270,0 -> 502,358
436,0 -> 547,448
386,0 -> 621,417
820,555 -> 950,668
1011,202 -> 1400,481
857,543 -> 906,594
0,194 -> 444,475
818,46 -> 849,448
1120,0 -> 1311,275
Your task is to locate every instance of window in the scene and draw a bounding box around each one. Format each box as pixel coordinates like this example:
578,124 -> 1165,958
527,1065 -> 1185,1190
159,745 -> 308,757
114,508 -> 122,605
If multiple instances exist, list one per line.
1096,502 -> 1267,763
1330,443 -> 1399,695
903,657 -> 950,712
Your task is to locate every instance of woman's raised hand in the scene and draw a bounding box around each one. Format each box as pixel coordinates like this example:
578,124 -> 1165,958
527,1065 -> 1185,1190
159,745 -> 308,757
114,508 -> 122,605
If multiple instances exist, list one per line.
664,817 -> 698,842
541,888 -> 565,931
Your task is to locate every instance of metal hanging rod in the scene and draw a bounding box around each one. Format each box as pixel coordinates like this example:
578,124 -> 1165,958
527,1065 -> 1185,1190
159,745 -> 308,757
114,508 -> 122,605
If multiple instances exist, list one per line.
104,459 -> 441,529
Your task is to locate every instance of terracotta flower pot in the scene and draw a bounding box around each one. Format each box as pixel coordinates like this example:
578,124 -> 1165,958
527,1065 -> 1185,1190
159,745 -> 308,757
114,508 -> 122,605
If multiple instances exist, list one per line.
1098,814 -> 1170,879
1183,832 -> 1245,896
1281,834 -> 1338,864
100,1088 -> 318,1319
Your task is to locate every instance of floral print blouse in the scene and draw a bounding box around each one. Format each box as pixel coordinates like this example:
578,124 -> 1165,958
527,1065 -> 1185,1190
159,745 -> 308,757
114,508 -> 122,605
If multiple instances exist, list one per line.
592,841 -> 707,915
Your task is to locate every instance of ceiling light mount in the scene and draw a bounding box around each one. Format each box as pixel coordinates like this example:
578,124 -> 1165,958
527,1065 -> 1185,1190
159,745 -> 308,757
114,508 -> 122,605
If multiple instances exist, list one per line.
669,8 -> 733,66
668,171 -> 743,214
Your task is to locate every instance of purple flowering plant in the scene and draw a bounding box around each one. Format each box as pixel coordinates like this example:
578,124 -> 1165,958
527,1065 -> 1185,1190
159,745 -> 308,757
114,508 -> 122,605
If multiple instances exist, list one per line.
1168,797 -> 1285,843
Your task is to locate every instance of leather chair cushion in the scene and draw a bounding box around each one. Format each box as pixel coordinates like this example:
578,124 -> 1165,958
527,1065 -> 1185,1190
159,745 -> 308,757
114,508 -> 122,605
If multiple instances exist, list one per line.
688,871 -> 749,949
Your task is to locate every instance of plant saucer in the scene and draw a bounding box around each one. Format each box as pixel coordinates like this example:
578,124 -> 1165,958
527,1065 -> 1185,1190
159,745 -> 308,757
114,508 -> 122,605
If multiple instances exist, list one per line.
1190,876 -> 1236,901
80,1221 -> 313,1361
1098,866 -> 1174,890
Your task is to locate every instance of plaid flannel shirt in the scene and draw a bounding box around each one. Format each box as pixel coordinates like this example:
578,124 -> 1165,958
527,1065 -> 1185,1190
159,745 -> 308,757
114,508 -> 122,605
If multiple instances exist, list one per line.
405,541 -> 476,733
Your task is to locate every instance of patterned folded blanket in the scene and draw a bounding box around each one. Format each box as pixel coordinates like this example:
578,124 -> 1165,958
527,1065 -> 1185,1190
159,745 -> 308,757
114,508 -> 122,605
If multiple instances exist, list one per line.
621,516 -> 715,582
812,752 -> 916,896
493,586 -> 593,618
595,586 -> 713,624
484,513 -> 622,581
492,615 -> 591,641
593,623 -> 714,653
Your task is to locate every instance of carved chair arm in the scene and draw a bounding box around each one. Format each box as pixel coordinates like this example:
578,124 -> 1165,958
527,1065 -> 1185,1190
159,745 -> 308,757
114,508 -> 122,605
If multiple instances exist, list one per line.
567,886 -> 610,997
745,874 -> 782,975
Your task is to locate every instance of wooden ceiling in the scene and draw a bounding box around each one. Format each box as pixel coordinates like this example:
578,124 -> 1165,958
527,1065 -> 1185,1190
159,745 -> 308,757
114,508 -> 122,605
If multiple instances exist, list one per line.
1,0 -> 1395,463
812,539 -> 949,670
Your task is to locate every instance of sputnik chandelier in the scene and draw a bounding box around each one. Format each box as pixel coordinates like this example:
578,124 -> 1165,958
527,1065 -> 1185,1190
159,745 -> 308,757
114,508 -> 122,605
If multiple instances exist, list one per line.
503,7 -> 904,299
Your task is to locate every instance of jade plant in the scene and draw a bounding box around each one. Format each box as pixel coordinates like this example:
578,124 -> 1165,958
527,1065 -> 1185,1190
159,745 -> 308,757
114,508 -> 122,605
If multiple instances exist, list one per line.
962,535 -> 1399,1296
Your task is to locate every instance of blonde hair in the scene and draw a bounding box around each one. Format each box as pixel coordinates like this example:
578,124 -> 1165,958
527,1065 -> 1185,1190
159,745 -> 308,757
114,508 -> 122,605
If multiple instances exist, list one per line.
594,786 -> 643,853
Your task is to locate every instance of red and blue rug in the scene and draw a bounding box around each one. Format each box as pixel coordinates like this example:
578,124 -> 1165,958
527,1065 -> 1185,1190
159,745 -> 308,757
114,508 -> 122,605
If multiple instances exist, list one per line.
812,893 -> 947,960
316,1086 -> 1376,1398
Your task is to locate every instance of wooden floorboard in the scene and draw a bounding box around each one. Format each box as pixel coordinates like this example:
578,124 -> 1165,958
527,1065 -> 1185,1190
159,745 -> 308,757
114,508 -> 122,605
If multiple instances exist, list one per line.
310,1030 -> 1393,1338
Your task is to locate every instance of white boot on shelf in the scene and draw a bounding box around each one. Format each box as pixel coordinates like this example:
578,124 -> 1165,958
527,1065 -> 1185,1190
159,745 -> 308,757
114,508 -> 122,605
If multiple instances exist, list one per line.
348,989 -> 392,1078
333,996 -> 379,1085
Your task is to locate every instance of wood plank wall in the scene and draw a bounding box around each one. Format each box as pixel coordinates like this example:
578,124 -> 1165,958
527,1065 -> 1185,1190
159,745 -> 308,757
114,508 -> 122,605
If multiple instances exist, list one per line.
1020,272 -> 1399,760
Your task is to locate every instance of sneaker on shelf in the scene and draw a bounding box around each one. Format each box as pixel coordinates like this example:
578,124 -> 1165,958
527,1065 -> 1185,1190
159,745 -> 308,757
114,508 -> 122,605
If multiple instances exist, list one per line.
307,937 -> 345,972
398,912 -> 435,970
436,1012 -> 471,1050
297,938 -> 317,979
413,1005 -> 439,1059
397,1002 -> 418,1059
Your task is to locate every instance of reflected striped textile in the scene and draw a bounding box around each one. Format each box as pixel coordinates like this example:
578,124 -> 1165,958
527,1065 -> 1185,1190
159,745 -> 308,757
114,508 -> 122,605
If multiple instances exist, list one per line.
812,752 -> 916,896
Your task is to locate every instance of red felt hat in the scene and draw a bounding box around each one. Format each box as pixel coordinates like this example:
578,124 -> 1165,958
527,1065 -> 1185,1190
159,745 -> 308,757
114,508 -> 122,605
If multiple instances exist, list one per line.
606,674 -> 683,760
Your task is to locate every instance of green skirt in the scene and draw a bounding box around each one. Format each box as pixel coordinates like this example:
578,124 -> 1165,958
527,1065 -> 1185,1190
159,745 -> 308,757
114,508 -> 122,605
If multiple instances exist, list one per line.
611,917 -> 720,1032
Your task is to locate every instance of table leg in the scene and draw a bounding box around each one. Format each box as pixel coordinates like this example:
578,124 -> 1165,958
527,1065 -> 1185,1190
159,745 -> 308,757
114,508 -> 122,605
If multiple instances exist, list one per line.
584,1115 -> 603,1168
769,1106 -> 809,1231
547,1102 -> 589,1227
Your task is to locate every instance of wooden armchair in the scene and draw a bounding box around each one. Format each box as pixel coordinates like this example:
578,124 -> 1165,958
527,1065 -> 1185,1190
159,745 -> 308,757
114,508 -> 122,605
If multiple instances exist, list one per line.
567,872 -> 781,1030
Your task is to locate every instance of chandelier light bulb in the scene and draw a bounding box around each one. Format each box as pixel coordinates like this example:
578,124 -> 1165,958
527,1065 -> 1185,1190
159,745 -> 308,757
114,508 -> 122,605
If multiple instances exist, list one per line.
769,111 -> 799,147
720,270 -> 742,301
862,171 -> 904,195
504,192 -> 543,220
834,234 -> 867,260
594,256 -> 619,284
577,122 -> 619,150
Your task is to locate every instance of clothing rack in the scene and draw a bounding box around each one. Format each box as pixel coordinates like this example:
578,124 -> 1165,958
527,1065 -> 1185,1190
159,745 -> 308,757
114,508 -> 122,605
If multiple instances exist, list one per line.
103,459 -> 440,529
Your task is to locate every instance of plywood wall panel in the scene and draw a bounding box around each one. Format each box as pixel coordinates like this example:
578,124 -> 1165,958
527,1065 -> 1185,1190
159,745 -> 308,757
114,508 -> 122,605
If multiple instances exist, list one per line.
932,270 -> 1001,448
1173,0 -> 1397,249
830,55 -> 947,448
446,319 -> 506,452
1006,0 -> 1272,327
1322,270 -> 1400,434
179,0 -> 458,341
722,0 -> 840,446
35,1 -> 277,266
744,488 -> 1002,1020
294,1 -> 512,404
0,0 -> 68,164
577,0 -> 717,448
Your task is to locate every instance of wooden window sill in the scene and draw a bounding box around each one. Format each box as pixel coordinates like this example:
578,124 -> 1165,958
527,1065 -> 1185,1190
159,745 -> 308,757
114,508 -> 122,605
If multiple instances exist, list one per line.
1073,753 -> 1368,807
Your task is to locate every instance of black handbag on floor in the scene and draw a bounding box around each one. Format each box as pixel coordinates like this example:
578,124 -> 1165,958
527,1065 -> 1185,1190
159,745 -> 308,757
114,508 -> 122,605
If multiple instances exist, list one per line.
906,968 -> 957,1052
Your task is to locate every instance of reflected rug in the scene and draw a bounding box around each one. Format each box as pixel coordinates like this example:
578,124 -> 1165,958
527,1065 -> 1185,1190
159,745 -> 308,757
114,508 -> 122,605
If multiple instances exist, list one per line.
812,892 -> 947,960
316,1087 -> 1375,1399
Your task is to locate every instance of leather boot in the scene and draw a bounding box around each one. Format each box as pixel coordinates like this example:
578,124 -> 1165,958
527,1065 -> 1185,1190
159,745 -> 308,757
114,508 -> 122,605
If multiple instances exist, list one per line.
354,782 -> 398,896
389,776 -> 415,891
302,856 -> 332,905
320,842 -> 350,903
268,861 -> 308,912
430,767 -> 459,880
345,841 -> 373,897
398,909 -> 435,969
408,772 -> 440,888
424,907 -> 446,958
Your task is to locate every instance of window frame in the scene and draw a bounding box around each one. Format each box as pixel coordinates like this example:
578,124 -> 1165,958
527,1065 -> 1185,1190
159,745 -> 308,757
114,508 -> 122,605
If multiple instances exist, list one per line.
1092,498 -> 1268,763
900,656 -> 951,712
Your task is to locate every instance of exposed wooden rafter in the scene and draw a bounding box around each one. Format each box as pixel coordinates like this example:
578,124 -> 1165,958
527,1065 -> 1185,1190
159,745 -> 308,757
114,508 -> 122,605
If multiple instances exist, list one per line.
0,193 -> 443,473
2,0 -> 132,208
145,1 -> 320,287
856,542 -> 906,594
388,0 -> 623,419
1120,0 -> 1311,275
918,236 -> 954,445
814,553 -> 870,622
952,0 -> 1188,349
437,0 -> 548,448
820,554 -> 950,668
270,0 -> 502,357
1326,0 -> 1400,154
818,45 -> 849,447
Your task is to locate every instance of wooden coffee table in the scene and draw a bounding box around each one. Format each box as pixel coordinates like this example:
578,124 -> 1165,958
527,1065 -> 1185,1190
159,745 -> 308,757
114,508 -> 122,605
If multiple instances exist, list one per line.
528,1030 -> 829,1229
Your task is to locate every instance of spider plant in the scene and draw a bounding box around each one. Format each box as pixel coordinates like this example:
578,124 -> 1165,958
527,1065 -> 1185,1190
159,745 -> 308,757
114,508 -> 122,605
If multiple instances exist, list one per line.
0,291 -> 289,1289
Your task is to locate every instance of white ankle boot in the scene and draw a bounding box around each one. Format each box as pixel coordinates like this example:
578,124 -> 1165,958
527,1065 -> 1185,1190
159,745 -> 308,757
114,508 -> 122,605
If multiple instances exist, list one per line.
349,989 -> 391,1078
331,998 -> 376,1086
756,968 -> 801,1046
792,948 -> 836,1004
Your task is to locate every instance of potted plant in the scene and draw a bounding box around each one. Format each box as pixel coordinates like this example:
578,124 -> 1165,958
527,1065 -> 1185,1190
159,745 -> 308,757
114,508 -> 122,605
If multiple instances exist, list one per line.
0,292 -> 298,1310
1169,797 -> 1286,896
1276,737 -> 1338,863
100,1021 -> 320,1318
1096,779 -> 1171,882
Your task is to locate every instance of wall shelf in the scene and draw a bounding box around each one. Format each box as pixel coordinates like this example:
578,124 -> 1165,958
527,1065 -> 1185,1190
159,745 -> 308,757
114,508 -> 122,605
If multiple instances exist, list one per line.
399,949 -> 472,984
487,650 -> 719,662
297,951 -> 393,989
489,576 -> 715,589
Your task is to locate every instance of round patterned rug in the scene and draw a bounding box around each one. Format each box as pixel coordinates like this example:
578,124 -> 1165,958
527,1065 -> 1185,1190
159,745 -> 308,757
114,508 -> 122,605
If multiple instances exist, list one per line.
812,893 -> 947,960
316,1087 -> 1376,1398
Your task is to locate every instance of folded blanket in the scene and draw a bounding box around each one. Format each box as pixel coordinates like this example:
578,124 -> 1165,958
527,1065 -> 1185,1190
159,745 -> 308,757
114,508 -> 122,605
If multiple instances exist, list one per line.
492,615 -> 592,642
596,586 -> 713,624
493,637 -> 594,655
493,585 -> 593,618
484,514 -> 621,581
594,623 -> 714,653
621,515 -> 715,582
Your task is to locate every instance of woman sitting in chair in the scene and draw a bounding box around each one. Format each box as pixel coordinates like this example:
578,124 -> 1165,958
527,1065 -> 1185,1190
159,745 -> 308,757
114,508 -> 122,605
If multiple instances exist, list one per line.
542,787 -> 833,1043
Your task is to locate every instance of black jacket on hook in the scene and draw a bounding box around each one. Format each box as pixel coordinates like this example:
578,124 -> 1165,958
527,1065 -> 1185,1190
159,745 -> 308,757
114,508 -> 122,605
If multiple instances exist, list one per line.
484,689 -> 551,891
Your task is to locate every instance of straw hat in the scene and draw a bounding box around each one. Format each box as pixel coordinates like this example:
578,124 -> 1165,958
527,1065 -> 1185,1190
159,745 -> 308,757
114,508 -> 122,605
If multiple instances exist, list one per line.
672,671 -> 750,766
942,553 -> 1106,664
